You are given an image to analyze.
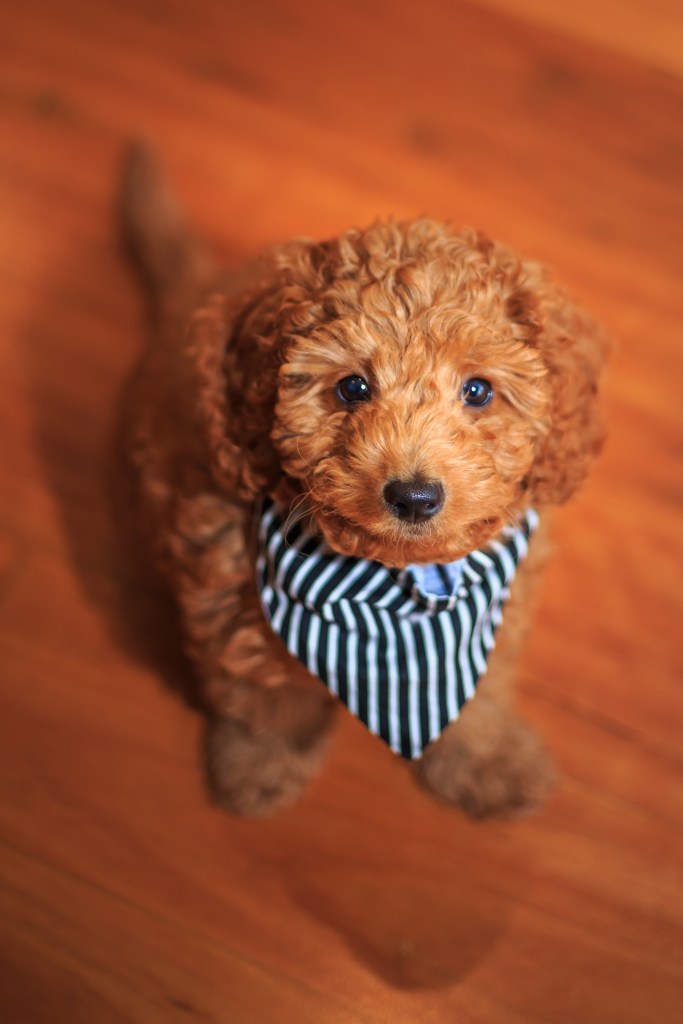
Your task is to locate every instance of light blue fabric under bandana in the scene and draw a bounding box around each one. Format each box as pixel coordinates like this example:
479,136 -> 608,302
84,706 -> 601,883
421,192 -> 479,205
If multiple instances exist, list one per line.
256,500 -> 538,759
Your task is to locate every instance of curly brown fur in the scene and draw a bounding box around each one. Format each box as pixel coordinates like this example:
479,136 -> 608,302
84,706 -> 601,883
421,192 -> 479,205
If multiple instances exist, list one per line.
120,145 -> 605,817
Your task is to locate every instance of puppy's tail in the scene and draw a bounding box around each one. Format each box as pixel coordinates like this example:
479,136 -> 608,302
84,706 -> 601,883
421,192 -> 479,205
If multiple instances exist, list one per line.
119,142 -> 216,316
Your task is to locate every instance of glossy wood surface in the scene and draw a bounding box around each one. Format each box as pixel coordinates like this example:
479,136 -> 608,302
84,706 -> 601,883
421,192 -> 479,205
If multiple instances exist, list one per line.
1,2 -> 682,1021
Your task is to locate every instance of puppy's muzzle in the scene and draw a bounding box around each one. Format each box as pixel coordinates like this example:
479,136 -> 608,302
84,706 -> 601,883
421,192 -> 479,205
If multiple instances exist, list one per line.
384,479 -> 445,524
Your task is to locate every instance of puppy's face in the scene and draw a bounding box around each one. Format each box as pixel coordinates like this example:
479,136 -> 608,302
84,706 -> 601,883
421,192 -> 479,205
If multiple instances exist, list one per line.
269,224 -> 551,567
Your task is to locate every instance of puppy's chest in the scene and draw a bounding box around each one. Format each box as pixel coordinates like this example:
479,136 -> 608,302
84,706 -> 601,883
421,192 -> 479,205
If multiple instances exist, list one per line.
256,500 -> 538,759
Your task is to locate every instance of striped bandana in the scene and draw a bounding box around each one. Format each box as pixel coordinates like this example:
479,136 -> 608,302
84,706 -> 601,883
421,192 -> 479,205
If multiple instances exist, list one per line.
257,499 -> 538,759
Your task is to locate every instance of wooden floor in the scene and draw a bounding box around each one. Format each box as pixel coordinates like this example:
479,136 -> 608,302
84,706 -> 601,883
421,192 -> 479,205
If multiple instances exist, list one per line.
1,1 -> 682,1021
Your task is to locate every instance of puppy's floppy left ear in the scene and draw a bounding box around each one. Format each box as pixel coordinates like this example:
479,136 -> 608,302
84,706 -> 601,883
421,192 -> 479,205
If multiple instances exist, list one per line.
517,271 -> 607,506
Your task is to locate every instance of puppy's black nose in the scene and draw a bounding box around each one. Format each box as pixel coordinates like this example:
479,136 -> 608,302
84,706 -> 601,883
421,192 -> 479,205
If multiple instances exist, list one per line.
384,479 -> 445,523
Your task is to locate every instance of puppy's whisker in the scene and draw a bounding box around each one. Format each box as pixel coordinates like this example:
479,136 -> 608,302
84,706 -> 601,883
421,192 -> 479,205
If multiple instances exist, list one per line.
283,493 -> 312,535
501,505 -> 526,531
282,492 -> 327,562
294,437 -> 317,473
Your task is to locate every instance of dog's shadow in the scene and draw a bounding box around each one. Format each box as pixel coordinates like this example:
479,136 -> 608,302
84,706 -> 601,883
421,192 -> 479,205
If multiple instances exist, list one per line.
285,843 -> 505,989
232,781 -> 508,991
25,236 -> 506,993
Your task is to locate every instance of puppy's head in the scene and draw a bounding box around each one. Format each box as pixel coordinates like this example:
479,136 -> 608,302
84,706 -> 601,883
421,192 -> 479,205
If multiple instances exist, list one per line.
196,220 -> 605,567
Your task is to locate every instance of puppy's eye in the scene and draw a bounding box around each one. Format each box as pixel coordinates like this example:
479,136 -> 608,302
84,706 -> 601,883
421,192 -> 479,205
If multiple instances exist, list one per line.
336,375 -> 372,404
462,377 -> 493,408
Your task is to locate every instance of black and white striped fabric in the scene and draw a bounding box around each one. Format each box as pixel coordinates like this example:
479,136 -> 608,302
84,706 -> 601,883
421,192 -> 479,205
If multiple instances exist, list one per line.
256,499 -> 538,759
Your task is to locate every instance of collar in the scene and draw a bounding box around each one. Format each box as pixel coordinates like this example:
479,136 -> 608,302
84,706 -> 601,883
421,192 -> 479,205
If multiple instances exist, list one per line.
256,499 -> 538,758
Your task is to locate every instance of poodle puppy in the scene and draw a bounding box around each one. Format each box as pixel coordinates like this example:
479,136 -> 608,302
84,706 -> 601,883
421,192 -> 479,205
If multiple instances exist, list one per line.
120,146 -> 605,819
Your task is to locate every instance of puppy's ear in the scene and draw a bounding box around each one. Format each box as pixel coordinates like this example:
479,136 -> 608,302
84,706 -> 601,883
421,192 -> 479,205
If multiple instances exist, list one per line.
187,241 -> 330,500
185,295 -> 243,495
517,271 -> 607,506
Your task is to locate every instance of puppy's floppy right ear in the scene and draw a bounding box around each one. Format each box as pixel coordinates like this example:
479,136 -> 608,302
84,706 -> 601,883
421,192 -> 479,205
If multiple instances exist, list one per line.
184,265 -> 307,500
185,294 -> 241,492
186,291 -> 283,500
187,288 -> 282,499
187,240 -> 339,501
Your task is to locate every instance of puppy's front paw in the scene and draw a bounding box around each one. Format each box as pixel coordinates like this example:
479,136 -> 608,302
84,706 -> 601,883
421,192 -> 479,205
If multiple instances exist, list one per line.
416,717 -> 557,820
204,716 -> 330,817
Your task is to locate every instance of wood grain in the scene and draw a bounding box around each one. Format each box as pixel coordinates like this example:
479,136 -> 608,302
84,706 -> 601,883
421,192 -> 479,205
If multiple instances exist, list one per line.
1,1 -> 682,1021
472,0 -> 683,75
